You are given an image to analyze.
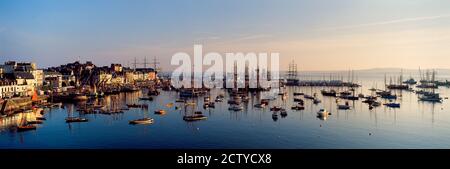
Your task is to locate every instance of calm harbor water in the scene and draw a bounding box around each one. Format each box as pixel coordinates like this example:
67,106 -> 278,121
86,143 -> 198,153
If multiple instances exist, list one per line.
2,74 -> 450,149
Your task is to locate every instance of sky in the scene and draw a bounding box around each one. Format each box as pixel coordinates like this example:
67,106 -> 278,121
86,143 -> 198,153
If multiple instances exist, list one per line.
1,0 -> 450,71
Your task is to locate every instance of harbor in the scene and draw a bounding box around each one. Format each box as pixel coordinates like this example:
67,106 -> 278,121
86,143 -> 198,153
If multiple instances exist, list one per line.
2,61 -> 450,148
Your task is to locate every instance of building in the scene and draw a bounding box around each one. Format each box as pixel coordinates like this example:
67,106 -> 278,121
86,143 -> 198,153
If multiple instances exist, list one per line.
0,81 -> 30,98
134,68 -> 157,81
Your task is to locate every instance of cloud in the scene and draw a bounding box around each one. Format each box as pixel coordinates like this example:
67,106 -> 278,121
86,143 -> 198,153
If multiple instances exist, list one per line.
319,14 -> 450,31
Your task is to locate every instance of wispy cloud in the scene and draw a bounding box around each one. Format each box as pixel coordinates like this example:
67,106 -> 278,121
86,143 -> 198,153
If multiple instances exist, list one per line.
320,14 -> 450,31
235,34 -> 272,41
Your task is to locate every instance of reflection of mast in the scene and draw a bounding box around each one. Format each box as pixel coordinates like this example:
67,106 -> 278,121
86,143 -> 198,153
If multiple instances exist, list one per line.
233,61 -> 238,92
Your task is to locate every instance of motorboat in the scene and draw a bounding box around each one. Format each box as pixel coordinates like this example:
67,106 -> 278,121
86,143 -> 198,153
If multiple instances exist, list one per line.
65,117 -> 88,123
129,117 -> 154,125
154,109 -> 166,115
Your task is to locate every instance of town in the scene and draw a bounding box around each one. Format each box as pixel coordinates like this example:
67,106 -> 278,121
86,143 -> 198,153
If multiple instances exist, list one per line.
0,60 -> 159,117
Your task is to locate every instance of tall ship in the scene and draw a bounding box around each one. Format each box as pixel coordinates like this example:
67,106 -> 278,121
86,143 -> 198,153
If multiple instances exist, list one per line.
285,60 -> 300,86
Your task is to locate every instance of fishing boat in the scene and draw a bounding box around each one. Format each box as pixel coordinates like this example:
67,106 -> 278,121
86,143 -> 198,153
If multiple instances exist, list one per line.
65,117 -> 88,123
17,124 -> 37,132
154,109 -> 166,115
129,117 -> 154,125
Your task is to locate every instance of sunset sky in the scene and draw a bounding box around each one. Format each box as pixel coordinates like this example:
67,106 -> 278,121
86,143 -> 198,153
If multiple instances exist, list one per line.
1,0 -> 450,71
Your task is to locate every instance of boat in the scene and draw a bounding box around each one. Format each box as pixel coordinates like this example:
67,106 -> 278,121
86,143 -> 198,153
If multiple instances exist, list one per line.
65,117 -> 88,123
72,94 -> 88,102
183,114 -> 207,121
272,113 -> 278,121
228,105 -> 244,111
384,103 -> 400,108
419,93 -> 442,102
26,120 -> 43,124
154,109 -> 166,115
291,105 -> 305,110
129,117 -> 154,125
403,78 -> 417,85
204,97 -> 210,102
127,104 -> 148,108
313,98 -> 321,104
293,92 -> 304,96
17,124 -> 37,132
254,103 -> 266,108
280,109 -> 287,117
270,106 -> 282,112
304,95 -> 314,100
185,102 -> 196,106
215,97 -> 223,102
261,99 -> 270,105
293,98 -> 304,103
317,109 -> 330,120
139,97 -> 153,101
371,101 -> 381,107
321,90 -> 337,97
337,102 -> 351,110
36,117 -> 46,120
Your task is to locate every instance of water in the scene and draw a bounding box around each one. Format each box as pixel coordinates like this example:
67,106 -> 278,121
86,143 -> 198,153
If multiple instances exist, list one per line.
2,74 -> 450,149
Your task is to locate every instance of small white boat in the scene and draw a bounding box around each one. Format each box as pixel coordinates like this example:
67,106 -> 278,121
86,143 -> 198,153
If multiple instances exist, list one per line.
317,109 -> 330,120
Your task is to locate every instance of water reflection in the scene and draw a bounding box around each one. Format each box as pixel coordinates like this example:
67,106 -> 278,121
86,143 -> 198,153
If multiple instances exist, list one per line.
0,84 -> 449,148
